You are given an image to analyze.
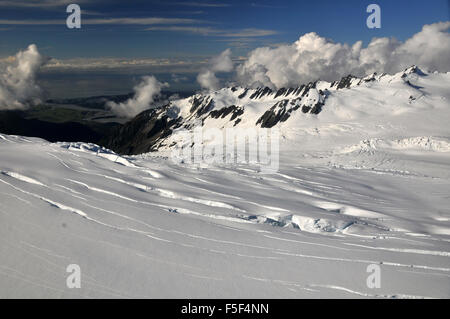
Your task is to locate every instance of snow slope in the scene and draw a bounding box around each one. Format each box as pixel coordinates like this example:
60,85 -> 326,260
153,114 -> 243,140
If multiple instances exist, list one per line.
1,67 -> 450,298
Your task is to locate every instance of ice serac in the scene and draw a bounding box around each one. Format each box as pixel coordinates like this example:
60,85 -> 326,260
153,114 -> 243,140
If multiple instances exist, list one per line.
103,65 -> 446,155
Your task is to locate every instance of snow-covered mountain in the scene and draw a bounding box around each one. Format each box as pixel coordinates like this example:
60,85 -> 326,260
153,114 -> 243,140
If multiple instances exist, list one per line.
104,66 -> 449,155
1,66 -> 450,298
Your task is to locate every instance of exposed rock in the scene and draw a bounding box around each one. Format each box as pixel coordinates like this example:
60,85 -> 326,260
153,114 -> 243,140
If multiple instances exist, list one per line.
104,105 -> 181,155
238,88 -> 249,99
256,85 -> 326,128
332,74 -> 357,90
190,95 -> 214,117
249,87 -> 273,99
209,105 -> 244,121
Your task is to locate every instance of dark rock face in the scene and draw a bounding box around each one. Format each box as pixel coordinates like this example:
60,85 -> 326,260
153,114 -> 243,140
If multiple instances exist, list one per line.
301,101 -> 324,115
256,82 -> 325,128
292,85 -> 305,96
274,88 -> 287,99
301,82 -> 316,95
209,105 -> 244,121
256,99 -> 294,128
332,75 -> 357,90
238,88 -> 249,99
104,94 -> 218,155
190,96 -> 214,117
103,105 -> 180,155
249,87 -> 273,99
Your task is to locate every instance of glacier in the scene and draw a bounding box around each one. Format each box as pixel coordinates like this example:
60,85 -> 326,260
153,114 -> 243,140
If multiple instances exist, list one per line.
0,67 -> 450,298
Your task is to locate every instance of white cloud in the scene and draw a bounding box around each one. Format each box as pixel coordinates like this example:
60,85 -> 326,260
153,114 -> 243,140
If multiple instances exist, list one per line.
237,22 -> 450,89
197,69 -> 220,91
144,26 -> 278,38
0,44 -> 48,110
107,76 -> 168,118
219,28 -> 278,37
197,49 -> 233,90
0,17 -> 201,25
43,57 -> 200,70
210,48 -> 234,72
145,26 -> 221,35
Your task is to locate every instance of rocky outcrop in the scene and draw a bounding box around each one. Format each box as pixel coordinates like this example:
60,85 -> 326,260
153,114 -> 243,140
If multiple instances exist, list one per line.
190,95 -> 214,117
256,83 -> 326,128
249,87 -> 273,99
331,74 -> 357,90
103,105 -> 181,155
209,105 -> 244,121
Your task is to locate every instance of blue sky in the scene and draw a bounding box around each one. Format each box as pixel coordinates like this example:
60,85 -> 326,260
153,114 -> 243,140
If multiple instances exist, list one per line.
0,0 -> 448,58
0,0 -> 448,97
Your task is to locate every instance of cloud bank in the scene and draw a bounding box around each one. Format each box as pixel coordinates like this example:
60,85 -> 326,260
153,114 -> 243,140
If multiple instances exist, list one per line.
107,76 -> 168,118
197,49 -> 233,90
0,44 -> 47,110
236,22 -> 450,89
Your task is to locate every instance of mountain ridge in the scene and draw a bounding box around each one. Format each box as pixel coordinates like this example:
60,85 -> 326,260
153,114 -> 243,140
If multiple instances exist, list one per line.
104,65 -> 444,155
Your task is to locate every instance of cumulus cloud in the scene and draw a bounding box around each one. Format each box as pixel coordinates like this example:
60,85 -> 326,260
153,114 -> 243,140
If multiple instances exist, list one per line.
0,44 -> 48,110
107,76 -> 168,118
197,69 -> 220,91
236,22 -> 450,89
197,49 -> 233,90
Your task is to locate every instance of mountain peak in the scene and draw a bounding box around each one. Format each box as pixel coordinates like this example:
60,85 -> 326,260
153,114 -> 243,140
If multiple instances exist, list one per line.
402,65 -> 427,77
